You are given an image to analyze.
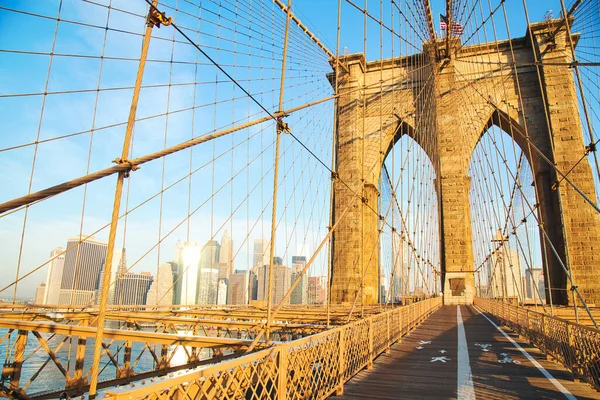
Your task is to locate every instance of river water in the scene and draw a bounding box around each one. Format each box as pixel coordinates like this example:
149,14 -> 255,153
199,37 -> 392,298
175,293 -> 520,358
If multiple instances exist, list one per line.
0,326 -> 211,397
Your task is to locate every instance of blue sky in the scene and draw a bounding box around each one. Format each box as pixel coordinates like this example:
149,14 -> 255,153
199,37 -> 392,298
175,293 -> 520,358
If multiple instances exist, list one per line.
0,0 -> 577,299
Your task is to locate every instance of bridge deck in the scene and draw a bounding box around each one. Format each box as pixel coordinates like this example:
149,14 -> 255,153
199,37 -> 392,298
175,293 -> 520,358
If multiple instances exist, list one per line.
332,305 -> 599,400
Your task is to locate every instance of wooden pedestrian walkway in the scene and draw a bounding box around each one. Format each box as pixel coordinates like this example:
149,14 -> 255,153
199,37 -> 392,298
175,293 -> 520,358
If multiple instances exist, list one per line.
331,305 -> 600,400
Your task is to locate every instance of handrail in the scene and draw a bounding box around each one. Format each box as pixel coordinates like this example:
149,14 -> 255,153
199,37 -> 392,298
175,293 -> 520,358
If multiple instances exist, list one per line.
103,297 -> 443,399
475,297 -> 600,392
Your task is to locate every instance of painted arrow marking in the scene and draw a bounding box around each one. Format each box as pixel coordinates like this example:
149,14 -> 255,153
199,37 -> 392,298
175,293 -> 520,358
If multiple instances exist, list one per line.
439,350 -> 447,354
419,340 -> 432,345
431,356 -> 450,363
416,346 -> 424,350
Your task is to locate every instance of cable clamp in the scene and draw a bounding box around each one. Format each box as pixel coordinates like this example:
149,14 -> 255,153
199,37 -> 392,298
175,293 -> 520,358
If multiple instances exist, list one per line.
551,181 -> 559,191
570,286 -> 578,292
147,7 -> 172,28
331,171 -> 339,181
585,142 -> 596,155
378,214 -> 384,221
113,158 -> 139,178
361,197 -> 368,204
276,116 -> 290,134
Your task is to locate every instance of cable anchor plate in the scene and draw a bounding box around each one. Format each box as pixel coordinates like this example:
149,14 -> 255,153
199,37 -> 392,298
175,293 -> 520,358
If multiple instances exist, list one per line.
147,7 -> 172,28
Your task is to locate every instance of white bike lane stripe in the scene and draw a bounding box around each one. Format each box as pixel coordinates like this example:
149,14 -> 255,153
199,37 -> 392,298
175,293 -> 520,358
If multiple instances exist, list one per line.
474,306 -> 577,400
457,306 -> 476,400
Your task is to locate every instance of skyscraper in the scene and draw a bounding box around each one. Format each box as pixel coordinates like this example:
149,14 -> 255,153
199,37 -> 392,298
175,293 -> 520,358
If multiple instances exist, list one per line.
197,240 -> 220,304
93,254 -> 121,306
34,282 -> 46,305
216,279 -> 228,305
489,231 -> 523,299
257,261 -> 291,305
174,240 -> 201,305
146,263 -> 175,306
308,276 -> 327,304
249,270 -> 258,301
228,271 -> 249,305
252,239 -> 270,269
59,235 -> 108,305
290,256 -> 308,305
390,236 -> 405,302
215,231 -> 233,301
525,268 -> 546,302
291,256 -> 306,265
218,230 -> 233,277
114,272 -> 153,307
43,247 -> 65,305
117,247 -> 127,277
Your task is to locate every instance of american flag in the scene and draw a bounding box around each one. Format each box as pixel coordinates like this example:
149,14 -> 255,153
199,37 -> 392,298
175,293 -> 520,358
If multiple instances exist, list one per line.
440,14 -> 464,35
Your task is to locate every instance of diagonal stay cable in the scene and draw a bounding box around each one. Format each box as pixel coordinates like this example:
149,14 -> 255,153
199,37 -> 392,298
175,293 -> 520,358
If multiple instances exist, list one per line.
143,0 -> 335,176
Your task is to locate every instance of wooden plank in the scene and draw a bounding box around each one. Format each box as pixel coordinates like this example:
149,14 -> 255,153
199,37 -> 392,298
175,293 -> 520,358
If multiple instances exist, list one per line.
332,305 -> 600,400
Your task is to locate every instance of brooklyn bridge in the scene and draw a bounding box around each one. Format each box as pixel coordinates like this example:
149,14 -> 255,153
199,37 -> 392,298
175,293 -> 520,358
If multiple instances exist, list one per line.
1,0 -> 600,398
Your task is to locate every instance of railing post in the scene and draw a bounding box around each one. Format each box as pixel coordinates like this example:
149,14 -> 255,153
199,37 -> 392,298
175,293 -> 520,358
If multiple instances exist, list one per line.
566,322 -> 573,368
159,344 -> 169,369
118,340 -> 134,378
542,314 -> 552,361
7,330 -> 27,391
386,313 -> 391,353
337,329 -> 345,396
565,323 -> 581,382
399,308 -> 403,342
72,337 -> 88,388
277,347 -> 288,400
368,319 -> 373,370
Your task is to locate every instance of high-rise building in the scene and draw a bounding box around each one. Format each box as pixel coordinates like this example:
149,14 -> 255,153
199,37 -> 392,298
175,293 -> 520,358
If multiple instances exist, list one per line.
168,261 -> 178,302
216,279 -> 228,305
228,271 -> 249,304
146,263 -> 175,306
489,231 -> 523,299
214,232 -> 231,299
93,254 -> 122,306
308,276 -> 327,304
174,241 -> 201,305
525,268 -> 546,302
257,262 -> 291,305
197,268 -> 219,304
114,272 -> 153,307
43,247 -> 65,305
34,282 -> 46,304
219,230 -> 233,277
59,235 -> 108,305
197,240 -> 220,304
291,256 -> 306,265
290,256 -> 308,305
380,283 -> 388,304
249,270 -> 258,301
117,248 -> 127,277
390,236 -> 405,302
252,239 -> 270,269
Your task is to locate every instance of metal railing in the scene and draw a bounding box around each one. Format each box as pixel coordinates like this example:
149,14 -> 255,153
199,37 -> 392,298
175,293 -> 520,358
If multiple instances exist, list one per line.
475,297 -> 600,391
102,297 -> 442,399
0,304 -> 386,398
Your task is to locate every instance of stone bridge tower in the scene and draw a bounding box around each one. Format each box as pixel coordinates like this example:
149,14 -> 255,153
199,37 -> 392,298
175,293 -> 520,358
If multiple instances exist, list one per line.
330,20 -> 600,306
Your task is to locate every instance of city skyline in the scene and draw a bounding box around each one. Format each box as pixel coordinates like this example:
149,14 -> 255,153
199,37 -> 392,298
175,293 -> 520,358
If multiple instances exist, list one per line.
29,230 -> 326,307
